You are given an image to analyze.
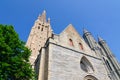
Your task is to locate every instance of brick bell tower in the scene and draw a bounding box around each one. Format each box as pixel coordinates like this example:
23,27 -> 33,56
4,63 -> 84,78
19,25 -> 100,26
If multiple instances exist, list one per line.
26,10 -> 52,67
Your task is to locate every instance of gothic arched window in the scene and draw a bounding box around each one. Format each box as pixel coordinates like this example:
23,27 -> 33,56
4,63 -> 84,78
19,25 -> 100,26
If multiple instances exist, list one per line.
69,39 -> 74,46
79,43 -> 84,50
80,56 -> 94,73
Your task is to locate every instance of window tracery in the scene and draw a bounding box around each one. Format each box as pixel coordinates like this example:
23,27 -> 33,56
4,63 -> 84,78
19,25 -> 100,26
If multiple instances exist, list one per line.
80,56 -> 94,73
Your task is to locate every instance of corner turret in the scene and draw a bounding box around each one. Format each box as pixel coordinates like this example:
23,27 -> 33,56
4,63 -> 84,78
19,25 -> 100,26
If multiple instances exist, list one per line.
98,36 -> 120,80
98,36 -> 104,42
83,29 -> 97,50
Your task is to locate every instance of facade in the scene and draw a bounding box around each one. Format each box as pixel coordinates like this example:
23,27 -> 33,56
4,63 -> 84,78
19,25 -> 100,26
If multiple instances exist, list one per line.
26,11 -> 120,80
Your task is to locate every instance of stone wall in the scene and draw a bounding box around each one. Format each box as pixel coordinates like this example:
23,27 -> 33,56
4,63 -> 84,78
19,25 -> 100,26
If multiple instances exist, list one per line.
47,43 -> 110,80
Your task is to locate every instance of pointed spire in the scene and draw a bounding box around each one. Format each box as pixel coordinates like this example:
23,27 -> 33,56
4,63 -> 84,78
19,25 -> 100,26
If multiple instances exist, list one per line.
83,28 -> 89,34
48,18 -> 50,23
42,10 -> 46,16
98,36 -> 104,42
68,24 -> 73,27
38,14 -> 41,20
38,10 -> 46,22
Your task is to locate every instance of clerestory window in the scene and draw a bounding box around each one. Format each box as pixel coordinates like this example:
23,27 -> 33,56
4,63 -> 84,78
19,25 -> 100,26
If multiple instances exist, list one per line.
79,43 -> 84,50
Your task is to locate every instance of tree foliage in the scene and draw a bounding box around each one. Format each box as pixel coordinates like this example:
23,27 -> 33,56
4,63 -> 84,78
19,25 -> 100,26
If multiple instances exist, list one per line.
0,24 -> 35,80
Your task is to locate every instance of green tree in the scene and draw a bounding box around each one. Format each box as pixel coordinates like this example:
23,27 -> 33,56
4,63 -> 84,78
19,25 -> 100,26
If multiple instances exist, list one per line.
0,24 -> 35,80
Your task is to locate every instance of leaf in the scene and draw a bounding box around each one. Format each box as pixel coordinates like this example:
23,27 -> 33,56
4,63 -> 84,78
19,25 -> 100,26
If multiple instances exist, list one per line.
0,24 -> 36,80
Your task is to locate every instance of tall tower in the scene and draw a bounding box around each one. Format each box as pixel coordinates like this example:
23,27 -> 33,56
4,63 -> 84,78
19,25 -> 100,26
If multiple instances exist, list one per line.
98,37 -> 120,80
26,10 -> 52,66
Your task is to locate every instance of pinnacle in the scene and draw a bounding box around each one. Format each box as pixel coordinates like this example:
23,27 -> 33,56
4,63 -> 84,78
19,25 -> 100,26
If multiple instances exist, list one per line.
38,10 -> 46,17
48,17 -> 50,20
48,18 -> 50,23
38,10 -> 47,22
83,28 -> 89,33
98,36 -> 104,42
43,10 -> 46,14
69,24 -> 73,26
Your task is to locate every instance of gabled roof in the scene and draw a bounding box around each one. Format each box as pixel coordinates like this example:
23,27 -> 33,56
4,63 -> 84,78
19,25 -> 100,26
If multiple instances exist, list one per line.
60,24 -> 82,39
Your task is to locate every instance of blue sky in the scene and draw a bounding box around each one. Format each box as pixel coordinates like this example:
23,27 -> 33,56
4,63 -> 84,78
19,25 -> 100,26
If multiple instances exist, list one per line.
0,0 -> 120,61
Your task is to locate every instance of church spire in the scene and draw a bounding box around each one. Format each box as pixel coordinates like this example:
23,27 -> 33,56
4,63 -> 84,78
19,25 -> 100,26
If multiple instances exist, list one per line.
43,10 -> 46,14
38,10 -> 46,22
42,10 -> 46,17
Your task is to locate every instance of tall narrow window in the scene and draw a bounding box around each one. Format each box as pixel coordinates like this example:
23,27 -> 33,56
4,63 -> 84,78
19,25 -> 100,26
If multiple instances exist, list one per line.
38,26 -> 40,29
79,43 -> 84,50
69,39 -> 74,46
41,28 -> 43,31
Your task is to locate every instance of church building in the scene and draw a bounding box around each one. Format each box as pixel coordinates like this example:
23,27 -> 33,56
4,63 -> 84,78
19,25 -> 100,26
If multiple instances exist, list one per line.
26,11 -> 120,80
